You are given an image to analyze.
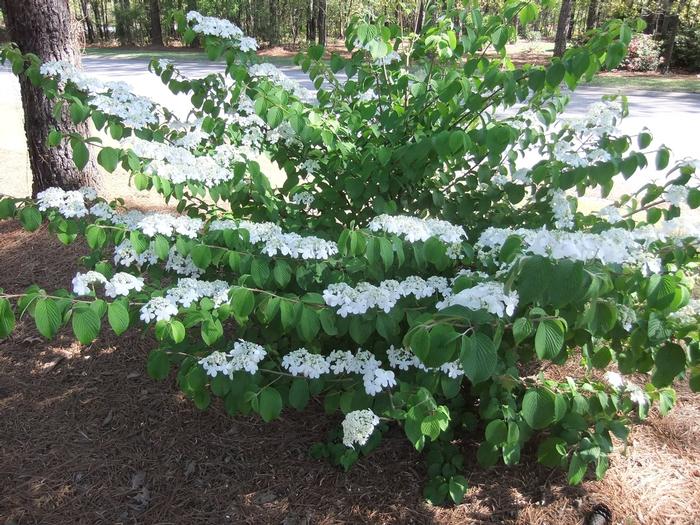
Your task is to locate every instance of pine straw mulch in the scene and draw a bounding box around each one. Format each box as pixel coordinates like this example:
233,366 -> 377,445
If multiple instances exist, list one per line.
1,219 -> 700,525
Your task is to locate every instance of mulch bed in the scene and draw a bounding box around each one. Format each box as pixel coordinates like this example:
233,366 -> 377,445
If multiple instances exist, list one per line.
1,220 -> 699,524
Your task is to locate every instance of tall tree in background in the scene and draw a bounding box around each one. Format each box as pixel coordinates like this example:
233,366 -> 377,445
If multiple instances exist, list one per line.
316,0 -> 326,45
307,0 -> 317,43
4,0 -> 98,194
149,0 -> 164,46
553,0 -> 574,56
586,0 -> 599,30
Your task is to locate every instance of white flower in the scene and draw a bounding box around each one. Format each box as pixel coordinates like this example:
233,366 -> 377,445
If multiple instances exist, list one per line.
342,409 -> 380,448
140,297 -> 179,323
199,340 -> 267,377
36,187 -> 89,218
668,298 -> 700,326
617,304 -> 637,332
187,10 -> 244,39
629,387 -> 649,407
291,191 -> 315,207
598,205 -> 623,224
436,282 -> 519,318
323,276 -> 450,317
104,272 -> 144,298
368,214 -> 466,244
72,271 -> 108,295
604,371 -> 625,390
663,185 -> 688,207
362,368 -> 396,396
548,189 -> 575,229
281,348 -> 331,379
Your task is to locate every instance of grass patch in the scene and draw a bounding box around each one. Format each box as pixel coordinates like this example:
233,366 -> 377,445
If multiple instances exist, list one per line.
588,74 -> 700,94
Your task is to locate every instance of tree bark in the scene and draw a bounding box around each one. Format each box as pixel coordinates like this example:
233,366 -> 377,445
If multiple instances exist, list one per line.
553,0 -> 574,57
79,0 -> 96,42
414,0 -> 425,33
585,0 -> 598,30
567,0 -> 576,40
5,0 -> 98,195
268,0 -> 278,46
316,0 -> 326,46
149,0 -> 164,46
307,0 -> 316,43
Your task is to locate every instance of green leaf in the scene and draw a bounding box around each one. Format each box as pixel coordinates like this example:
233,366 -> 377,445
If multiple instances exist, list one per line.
19,206 -> 42,232
72,306 -> 101,344
34,298 -> 61,338
485,419 -> 507,445
537,437 -> 567,467
280,300 -> 298,331
70,137 -> 90,170
535,319 -> 565,360
448,475 -> 468,504
652,343 -> 686,387
147,349 -> 170,380
513,317 -> 533,344
567,452 -> 587,485
288,379 -> 310,410
97,147 -> 120,172
48,129 -> 63,147
605,41 -> 625,69
522,388 -> 556,430
231,287 -> 254,320
130,231 -> 150,254
0,298 -> 15,338
272,260 -> 292,287
587,301 -> 618,336
168,319 -> 186,343
86,225 -> 107,249
191,244 -> 212,269
476,442 -> 499,467
546,60 -> 565,87
201,318 -> 223,346
266,107 -> 283,128
638,130 -> 652,149
297,306 -> 320,342
107,300 -> 130,335
460,333 -> 497,384
656,147 -> 670,170
259,387 -> 283,422
251,258 -> 271,287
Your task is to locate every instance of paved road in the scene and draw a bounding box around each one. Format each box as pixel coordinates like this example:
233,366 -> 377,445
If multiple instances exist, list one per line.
2,55 -> 699,199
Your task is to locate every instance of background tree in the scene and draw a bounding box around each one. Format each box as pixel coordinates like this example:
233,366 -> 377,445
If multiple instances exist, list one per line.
149,0 -> 163,46
554,0 -> 574,56
4,0 -> 98,194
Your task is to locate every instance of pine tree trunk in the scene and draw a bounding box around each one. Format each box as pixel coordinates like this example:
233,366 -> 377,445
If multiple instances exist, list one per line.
316,0 -> 326,46
149,0 -> 164,46
586,0 -> 598,30
415,0 -> 425,33
567,0 -> 576,40
307,0 -> 316,43
5,0 -> 99,195
553,0 -> 574,57
80,0 -> 96,42
268,0 -> 278,46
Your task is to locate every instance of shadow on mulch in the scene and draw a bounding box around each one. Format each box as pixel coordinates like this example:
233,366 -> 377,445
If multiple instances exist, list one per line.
1,219 -> 698,525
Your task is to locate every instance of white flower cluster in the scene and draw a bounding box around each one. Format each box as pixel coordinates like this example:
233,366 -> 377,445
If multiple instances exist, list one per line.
247,63 -> 316,103
368,214 -> 466,245
387,346 -> 464,378
668,298 -> 700,326
291,191 -> 315,207
72,271 -> 144,298
127,137 -> 235,187
598,205 -> 624,224
476,226 -> 666,272
281,348 -> 396,396
40,61 -> 157,129
199,340 -> 268,377
341,409 -> 380,448
552,100 -> 623,168
548,189 -> 575,229
604,371 -> 649,407
663,185 -> 689,207
186,10 -> 243,39
209,219 -> 338,260
99,208 -> 203,239
113,239 -> 202,277
140,278 -> 230,322
323,276 -> 450,317
435,281 -> 519,318
36,187 -> 96,218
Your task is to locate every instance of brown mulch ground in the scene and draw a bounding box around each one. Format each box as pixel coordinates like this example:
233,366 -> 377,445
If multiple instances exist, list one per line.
1,220 -> 700,525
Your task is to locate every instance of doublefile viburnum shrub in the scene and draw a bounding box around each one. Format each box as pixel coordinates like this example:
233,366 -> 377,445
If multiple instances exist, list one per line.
2,1 -> 700,505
